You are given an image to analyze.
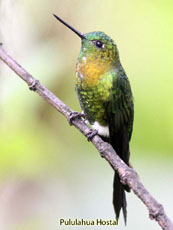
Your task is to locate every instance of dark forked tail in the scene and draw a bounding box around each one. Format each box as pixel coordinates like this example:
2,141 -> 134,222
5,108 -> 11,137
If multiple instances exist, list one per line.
113,172 -> 127,224
110,126 -> 131,224
100,125 -> 131,224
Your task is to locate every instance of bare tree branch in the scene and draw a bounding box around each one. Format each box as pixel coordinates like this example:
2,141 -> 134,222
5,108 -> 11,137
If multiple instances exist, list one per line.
0,44 -> 172,230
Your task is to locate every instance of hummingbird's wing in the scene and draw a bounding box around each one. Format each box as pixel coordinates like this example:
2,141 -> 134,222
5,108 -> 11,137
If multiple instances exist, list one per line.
106,71 -> 134,141
105,70 -> 134,223
105,69 -> 134,165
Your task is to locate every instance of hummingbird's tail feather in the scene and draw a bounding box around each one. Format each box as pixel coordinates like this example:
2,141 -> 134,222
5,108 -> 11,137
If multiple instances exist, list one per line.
113,172 -> 127,224
99,126 -> 130,224
109,125 -> 131,224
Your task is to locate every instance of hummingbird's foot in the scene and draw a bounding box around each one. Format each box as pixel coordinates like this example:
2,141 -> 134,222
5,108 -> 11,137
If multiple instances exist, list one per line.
85,129 -> 98,141
68,111 -> 85,125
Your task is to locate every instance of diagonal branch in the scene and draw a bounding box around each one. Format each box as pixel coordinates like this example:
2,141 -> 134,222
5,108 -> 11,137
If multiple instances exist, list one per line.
0,44 -> 172,230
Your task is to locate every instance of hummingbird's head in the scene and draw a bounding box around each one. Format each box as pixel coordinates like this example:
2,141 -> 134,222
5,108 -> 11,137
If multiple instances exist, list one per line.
79,31 -> 119,65
53,14 -> 119,69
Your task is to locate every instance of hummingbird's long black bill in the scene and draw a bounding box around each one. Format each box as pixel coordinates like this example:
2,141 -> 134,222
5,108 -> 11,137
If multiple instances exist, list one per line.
53,14 -> 85,40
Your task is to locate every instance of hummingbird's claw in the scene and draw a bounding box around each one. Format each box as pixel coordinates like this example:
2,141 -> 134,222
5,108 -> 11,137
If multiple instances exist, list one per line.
85,129 -> 98,141
68,111 -> 85,125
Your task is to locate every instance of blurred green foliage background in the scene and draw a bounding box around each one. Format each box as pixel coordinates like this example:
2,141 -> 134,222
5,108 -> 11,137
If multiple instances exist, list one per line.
0,0 -> 172,229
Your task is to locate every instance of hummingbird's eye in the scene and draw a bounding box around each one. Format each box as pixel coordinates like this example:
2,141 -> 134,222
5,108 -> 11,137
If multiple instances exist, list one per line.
95,40 -> 104,48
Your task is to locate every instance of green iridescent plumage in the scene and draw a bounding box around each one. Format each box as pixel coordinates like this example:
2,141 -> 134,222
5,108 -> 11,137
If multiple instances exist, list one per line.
76,70 -> 114,126
54,15 -> 134,224
75,32 -> 133,138
76,31 -> 134,224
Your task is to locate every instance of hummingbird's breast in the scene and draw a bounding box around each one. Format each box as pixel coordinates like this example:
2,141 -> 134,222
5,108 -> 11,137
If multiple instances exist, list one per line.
75,59 -> 114,127
76,56 -> 112,88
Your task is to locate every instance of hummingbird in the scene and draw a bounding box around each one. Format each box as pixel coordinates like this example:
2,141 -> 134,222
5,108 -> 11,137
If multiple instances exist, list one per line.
53,14 -> 134,224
